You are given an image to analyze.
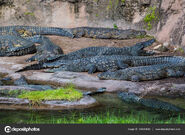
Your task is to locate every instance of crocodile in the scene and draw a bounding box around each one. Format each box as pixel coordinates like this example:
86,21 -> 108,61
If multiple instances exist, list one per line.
0,25 -> 72,57
0,26 -> 147,58
70,27 -> 146,39
83,87 -> 106,96
17,55 -> 132,73
0,35 -> 37,56
25,36 -> 64,62
98,62 -> 185,82
44,38 -> 155,62
0,26 -> 146,39
118,92 -> 185,112
0,25 -> 74,37
16,55 -> 184,74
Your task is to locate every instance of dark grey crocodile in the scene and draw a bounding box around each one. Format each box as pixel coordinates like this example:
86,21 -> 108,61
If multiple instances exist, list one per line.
70,27 -> 146,39
17,55 -> 133,73
25,36 -> 64,62
16,55 -> 184,74
45,38 -> 155,62
16,39 -> 156,72
118,92 -> 185,112
0,25 -> 74,37
41,55 -> 131,74
0,35 -> 64,62
0,35 -> 37,56
0,26 -> 147,58
98,62 -> 185,82
0,25 -> 72,57
0,26 -> 146,39
83,87 -> 106,96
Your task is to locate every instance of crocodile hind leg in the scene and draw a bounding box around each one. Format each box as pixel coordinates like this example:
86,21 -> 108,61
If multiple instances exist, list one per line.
167,69 -> 185,77
117,60 -> 129,69
86,64 -> 97,74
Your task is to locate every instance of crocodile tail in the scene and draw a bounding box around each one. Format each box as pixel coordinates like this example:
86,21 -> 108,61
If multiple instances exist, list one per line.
16,63 -> 44,72
36,27 -> 75,38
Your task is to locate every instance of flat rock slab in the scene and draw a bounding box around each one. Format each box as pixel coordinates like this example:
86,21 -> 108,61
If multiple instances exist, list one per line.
0,85 -> 53,91
0,96 -> 97,110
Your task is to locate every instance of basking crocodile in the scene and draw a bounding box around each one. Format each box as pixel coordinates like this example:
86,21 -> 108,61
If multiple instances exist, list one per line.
0,25 -> 72,57
98,62 -> 185,81
83,87 -> 106,96
70,27 -> 146,39
0,35 -> 37,56
0,26 -> 146,39
18,55 -> 131,73
0,25 -> 74,37
0,26 -> 147,58
45,39 -> 155,63
118,92 -> 185,112
25,36 -> 64,62
16,55 -> 184,74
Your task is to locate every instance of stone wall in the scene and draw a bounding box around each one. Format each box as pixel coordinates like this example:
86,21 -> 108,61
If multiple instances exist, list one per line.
0,0 -> 184,47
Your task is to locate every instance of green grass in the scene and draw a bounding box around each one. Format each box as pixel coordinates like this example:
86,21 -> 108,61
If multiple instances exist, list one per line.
144,6 -> 159,30
24,12 -> 35,16
18,87 -> 83,102
26,111 -> 185,124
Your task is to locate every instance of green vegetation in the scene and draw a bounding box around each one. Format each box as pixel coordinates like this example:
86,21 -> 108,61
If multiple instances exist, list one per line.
107,0 -> 113,10
8,90 -> 27,97
144,6 -> 159,30
121,0 -> 125,3
107,0 -> 124,10
26,111 -> 185,124
175,47 -> 185,53
24,12 -> 35,17
113,24 -> 118,29
18,87 -> 83,103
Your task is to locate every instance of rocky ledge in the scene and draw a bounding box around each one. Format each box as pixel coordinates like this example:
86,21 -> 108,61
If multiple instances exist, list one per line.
0,96 -> 97,110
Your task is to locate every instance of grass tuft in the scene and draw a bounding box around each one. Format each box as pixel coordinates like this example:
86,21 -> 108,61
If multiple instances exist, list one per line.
18,87 -> 83,102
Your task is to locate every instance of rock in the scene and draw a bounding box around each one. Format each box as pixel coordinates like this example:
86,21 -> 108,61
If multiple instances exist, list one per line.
140,0 -> 151,6
153,44 -> 169,52
163,42 -> 169,47
0,96 -> 97,110
0,85 -> 53,92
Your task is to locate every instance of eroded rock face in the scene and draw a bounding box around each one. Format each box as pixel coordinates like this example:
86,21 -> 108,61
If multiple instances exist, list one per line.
157,0 -> 185,47
0,0 -> 184,47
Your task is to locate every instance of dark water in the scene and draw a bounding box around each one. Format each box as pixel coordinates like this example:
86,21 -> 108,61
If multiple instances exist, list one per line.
0,93 -> 184,124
